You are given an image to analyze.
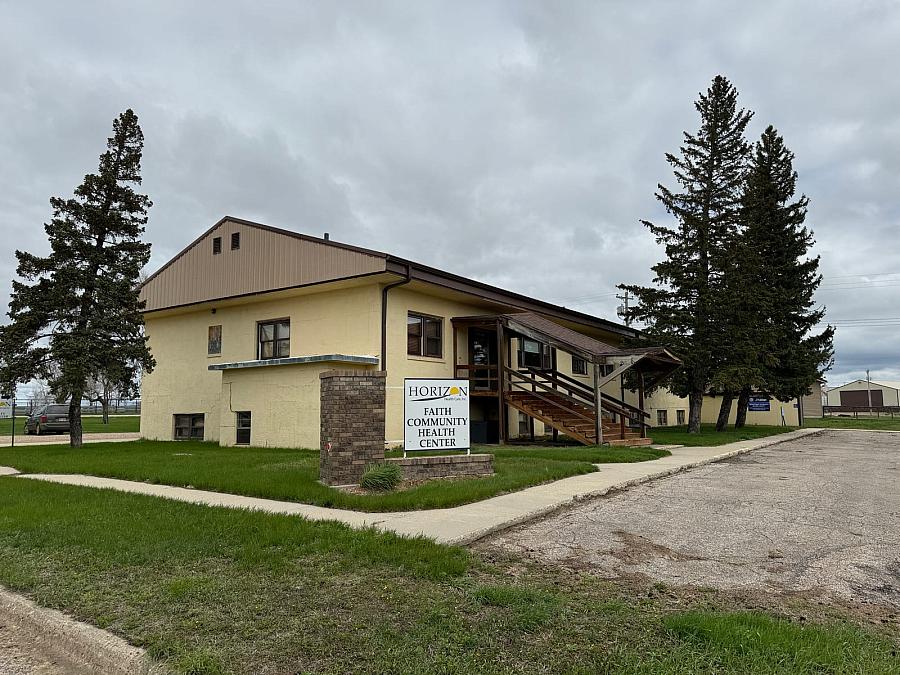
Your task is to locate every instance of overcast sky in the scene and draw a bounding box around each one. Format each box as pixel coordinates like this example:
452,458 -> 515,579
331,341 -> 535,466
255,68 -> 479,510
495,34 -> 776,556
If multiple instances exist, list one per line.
2,0 -> 898,389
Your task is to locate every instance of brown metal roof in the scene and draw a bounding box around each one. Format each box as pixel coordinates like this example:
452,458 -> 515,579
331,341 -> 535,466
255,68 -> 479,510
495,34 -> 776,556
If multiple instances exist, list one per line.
502,312 -> 622,362
140,217 -> 387,312
140,216 -> 637,338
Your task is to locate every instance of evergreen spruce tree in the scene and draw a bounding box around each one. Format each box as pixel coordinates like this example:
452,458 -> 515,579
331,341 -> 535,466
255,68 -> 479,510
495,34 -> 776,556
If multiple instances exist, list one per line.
620,76 -> 752,432
732,126 -> 833,425
0,109 -> 155,447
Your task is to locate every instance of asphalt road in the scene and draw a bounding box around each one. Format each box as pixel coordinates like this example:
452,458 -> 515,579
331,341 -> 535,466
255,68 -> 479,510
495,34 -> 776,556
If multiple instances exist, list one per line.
487,430 -> 900,612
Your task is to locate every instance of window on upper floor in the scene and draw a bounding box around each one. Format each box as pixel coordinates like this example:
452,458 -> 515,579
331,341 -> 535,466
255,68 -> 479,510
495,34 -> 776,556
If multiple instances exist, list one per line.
231,232 -> 241,250
212,236 -> 222,255
517,338 -> 546,369
572,355 -> 588,375
407,313 -> 442,358
258,319 -> 290,359
208,325 -> 222,355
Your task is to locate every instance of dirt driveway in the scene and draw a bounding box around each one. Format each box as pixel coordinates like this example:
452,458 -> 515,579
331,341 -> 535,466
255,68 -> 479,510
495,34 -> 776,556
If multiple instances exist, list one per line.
486,430 -> 900,614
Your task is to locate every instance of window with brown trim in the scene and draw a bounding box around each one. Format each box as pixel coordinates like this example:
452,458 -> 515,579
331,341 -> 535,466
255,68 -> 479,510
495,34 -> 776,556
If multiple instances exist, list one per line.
212,237 -> 222,254
258,320 -> 290,359
208,325 -> 222,355
407,313 -> 442,358
572,355 -> 587,375
231,232 -> 240,250
174,413 -> 204,440
517,338 -> 546,369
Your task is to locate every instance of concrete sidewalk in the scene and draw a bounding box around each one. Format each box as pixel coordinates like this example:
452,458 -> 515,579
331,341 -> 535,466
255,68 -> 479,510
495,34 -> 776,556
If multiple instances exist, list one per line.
0,432 -> 140,448
3,429 -> 822,545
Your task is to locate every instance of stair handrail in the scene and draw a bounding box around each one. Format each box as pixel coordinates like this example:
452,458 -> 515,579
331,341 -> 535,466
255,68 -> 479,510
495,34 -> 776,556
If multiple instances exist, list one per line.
505,367 -> 596,424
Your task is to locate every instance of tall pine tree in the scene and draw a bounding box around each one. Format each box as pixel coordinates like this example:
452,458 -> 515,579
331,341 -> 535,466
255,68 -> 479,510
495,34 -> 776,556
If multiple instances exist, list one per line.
732,126 -> 833,424
0,109 -> 155,447
620,76 -> 752,432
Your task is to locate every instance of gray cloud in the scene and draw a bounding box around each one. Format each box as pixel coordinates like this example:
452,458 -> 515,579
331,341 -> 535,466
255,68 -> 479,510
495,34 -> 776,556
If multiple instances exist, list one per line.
1,0 -> 898,388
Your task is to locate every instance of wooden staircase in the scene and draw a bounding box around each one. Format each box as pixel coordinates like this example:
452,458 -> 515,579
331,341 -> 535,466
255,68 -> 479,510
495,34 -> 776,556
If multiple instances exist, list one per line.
506,389 -> 653,447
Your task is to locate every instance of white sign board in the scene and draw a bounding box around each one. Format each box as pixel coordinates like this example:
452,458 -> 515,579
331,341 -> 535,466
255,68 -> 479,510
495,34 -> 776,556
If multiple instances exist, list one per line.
0,399 -> 12,419
404,378 -> 470,451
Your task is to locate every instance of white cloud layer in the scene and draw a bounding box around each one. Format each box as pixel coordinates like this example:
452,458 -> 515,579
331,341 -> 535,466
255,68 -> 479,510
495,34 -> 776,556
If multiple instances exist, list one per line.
1,0 -> 898,387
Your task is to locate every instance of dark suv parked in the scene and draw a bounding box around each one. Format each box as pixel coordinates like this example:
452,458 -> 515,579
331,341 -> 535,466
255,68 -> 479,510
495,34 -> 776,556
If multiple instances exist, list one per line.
24,404 -> 71,435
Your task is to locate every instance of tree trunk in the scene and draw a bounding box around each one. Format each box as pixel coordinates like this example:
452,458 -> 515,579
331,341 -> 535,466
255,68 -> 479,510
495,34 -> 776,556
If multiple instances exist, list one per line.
688,389 -> 704,433
734,386 -> 752,428
101,398 -> 110,424
715,392 -> 734,432
69,391 -> 83,448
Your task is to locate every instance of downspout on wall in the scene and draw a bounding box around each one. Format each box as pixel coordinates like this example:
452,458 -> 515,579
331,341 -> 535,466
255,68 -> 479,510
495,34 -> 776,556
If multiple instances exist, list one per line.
380,265 -> 411,371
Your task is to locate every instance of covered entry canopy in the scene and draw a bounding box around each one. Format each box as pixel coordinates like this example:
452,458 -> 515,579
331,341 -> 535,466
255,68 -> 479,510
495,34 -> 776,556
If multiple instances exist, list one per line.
451,312 -> 682,445
454,311 -> 681,385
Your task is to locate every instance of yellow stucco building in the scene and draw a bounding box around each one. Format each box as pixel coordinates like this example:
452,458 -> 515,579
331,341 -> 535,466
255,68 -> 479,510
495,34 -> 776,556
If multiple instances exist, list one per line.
139,216 -> 681,448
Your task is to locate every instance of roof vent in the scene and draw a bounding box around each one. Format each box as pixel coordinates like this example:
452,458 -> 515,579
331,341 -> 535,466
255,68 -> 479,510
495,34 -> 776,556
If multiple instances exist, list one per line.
324,232 -> 330,241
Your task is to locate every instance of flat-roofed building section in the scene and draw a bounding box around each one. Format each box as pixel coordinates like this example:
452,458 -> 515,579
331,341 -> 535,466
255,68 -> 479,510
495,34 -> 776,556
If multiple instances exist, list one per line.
140,217 -> 387,312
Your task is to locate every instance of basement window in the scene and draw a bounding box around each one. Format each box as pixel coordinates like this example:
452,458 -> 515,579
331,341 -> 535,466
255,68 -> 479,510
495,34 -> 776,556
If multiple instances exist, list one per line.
174,413 -> 205,440
236,411 -> 251,445
407,313 -> 442,358
572,355 -> 587,375
231,231 -> 241,250
212,237 -> 222,255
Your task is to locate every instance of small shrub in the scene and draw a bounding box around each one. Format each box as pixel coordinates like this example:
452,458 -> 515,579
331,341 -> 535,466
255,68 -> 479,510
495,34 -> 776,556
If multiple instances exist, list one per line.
360,463 -> 403,492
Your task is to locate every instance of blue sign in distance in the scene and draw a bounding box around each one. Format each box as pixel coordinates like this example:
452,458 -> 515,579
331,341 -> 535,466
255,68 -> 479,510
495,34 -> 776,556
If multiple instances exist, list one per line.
747,396 -> 770,412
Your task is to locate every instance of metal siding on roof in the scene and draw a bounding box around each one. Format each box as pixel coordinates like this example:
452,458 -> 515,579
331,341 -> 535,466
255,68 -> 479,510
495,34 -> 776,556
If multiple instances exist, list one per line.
140,219 -> 386,311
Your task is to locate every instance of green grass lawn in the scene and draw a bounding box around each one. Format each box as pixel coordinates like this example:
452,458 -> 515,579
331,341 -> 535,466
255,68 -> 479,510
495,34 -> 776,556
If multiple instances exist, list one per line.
0,440 -> 669,512
650,424 -> 797,446
806,416 -> 900,431
1,478 -> 895,674
0,414 -> 140,436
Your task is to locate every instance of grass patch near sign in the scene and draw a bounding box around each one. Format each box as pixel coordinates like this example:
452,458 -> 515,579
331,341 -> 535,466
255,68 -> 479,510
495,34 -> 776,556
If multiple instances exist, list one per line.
0,478 -> 896,674
806,416 -> 900,431
0,440 -> 669,512
649,424 -> 797,446
0,414 -> 139,437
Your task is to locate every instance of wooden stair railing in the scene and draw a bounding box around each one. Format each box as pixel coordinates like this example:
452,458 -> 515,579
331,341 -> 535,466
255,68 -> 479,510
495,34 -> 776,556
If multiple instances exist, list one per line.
503,367 -> 651,446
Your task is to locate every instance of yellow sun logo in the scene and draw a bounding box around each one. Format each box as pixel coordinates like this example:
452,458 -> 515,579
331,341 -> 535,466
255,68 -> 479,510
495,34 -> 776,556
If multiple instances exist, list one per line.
449,386 -> 459,395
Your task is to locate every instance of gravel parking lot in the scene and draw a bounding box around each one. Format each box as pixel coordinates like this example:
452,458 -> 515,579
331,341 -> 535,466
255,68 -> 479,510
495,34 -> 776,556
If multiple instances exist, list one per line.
487,430 -> 900,614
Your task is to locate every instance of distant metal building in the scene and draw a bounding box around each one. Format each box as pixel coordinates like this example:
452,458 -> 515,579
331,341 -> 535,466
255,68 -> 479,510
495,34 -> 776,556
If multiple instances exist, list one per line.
826,379 -> 900,407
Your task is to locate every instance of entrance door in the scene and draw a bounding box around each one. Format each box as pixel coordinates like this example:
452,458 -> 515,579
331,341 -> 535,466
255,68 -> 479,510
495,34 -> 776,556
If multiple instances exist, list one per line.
469,329 -> 497,391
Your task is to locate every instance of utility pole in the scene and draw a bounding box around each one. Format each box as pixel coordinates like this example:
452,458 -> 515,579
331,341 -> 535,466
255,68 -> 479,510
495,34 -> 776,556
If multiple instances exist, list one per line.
616,290 -> 632,326
866,369 -> 872,409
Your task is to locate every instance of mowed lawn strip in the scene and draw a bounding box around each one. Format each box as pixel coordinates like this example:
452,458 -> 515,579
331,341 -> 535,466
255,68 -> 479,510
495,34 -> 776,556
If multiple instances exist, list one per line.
1,479 -> 896,675
806,416 -> 900,431
649,424 -> 797,446
0,440 -> 669,512
0,414 -> 140,437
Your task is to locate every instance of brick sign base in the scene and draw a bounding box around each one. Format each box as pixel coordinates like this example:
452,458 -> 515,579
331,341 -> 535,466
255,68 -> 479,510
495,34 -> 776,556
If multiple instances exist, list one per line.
386,453 -> 494,480
319,370 -> 386,486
